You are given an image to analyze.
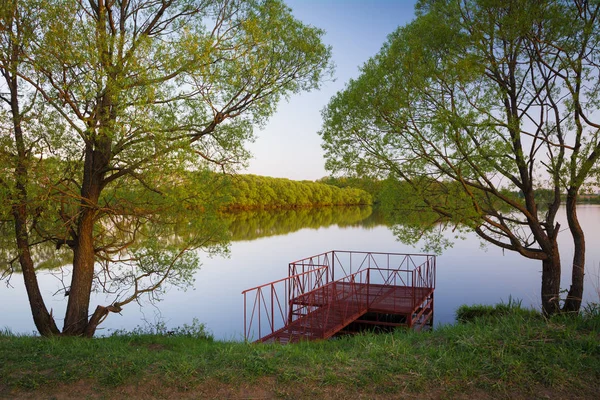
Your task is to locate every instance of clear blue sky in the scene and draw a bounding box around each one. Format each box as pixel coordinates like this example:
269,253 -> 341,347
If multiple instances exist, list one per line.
244,0 -> 418,180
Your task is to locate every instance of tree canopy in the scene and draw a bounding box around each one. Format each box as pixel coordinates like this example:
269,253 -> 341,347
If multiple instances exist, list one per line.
320,0 -> 600,315
0,0 -> 332,336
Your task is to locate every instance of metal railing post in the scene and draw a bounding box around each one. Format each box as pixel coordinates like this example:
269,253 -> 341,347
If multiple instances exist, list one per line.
433,256 -> 437,288
367,268 -> 370,308
412,269 -> 416,309
331,250 -> 335,282
271,284 -> 275,334
257,288 -> 261,340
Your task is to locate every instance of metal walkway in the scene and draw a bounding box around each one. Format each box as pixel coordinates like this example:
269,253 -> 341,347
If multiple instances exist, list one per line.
242,251 -> 436,343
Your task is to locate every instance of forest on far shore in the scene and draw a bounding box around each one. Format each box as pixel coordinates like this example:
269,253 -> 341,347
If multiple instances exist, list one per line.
222,174 -> 372,210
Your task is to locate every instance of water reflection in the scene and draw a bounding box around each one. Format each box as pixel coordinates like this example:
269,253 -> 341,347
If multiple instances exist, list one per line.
225,206 -> 377,241
1,205 -> 599,339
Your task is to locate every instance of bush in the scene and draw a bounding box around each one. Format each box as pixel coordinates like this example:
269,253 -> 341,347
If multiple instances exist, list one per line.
109,318 -> 213,340
456,298 -> 540,323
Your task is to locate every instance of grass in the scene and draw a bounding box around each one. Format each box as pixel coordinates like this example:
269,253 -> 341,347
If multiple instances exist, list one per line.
1,305 -> 599,399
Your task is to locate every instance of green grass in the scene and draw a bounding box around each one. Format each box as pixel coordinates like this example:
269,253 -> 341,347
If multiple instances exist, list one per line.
1,306 -> 599,399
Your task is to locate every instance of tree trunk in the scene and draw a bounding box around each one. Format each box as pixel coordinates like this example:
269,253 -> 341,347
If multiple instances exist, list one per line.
541,248 -> 561,316
13,175 -> 61,337
85,304 -> 122,337
62,209 -> 97,335
8,75 -> 60,337
13,205 -> 61,337
15,221 -> 60,336
563,190 -> 585,313
62,142 -> 107,335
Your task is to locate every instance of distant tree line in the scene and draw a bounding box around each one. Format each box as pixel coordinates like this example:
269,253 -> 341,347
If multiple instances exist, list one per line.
317,176 -> 385,203
513,188 -> 600,205
221,175 -> 372,210
320,175 -> 469,211
323,175 -> 577,212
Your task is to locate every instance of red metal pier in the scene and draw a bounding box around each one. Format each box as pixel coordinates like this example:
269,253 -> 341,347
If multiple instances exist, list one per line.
242,251 -> 436,343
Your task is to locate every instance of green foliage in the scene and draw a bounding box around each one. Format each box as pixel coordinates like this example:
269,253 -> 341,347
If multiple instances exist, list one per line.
320,0 -> 600,234
220,174 -> 372,210
110,318 -> 213,341
318,176 -> 385,203
455,298 -> 539,324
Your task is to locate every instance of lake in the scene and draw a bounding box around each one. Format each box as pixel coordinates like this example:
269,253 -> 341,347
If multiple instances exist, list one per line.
1,205 -> 599,340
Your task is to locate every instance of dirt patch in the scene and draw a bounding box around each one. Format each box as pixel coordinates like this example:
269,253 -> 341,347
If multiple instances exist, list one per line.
0,378 -> 276,400
1,379 -> 598,400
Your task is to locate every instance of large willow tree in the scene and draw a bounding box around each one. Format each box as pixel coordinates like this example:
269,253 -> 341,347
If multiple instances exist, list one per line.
321,0 -> 600,316
0,0 -> 331,336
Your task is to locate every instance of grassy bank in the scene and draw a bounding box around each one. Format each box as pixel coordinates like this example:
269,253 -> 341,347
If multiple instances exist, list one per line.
1,305 -> 599,399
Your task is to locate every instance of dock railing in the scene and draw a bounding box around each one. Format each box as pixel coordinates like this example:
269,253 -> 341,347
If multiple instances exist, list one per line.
412,255 -> 436,305
289,251 -> 436,290
242,266 -> 329,341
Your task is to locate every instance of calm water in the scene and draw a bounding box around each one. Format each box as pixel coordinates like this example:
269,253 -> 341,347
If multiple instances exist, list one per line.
1,205 -> 599,339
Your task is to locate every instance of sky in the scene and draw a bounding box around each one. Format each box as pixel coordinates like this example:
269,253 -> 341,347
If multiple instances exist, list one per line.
243,0 -> 418,181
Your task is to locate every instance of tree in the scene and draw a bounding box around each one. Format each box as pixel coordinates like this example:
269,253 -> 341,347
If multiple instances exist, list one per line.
320,0 -> 600,316
0,0 -> 332,336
